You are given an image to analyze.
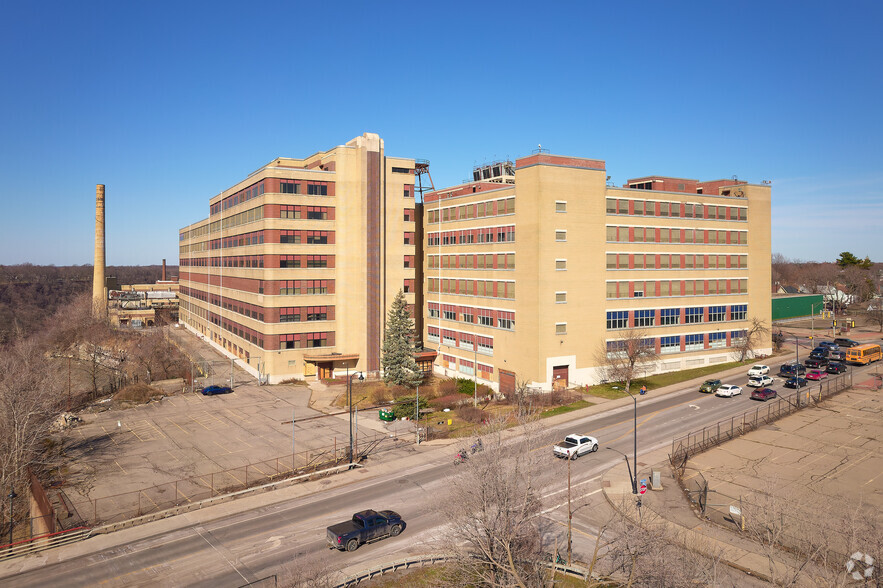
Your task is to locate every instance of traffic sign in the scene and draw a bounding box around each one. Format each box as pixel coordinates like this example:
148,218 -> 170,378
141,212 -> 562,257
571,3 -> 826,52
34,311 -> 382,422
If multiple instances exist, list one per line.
639,478 -> 647,494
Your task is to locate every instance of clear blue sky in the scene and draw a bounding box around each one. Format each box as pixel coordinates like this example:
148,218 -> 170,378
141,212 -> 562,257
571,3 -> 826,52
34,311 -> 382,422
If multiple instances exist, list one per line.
1,1 -> 881,266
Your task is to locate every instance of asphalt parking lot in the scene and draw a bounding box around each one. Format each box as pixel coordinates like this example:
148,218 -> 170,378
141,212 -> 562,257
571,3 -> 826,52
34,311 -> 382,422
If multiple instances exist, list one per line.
58,378 -> 404,525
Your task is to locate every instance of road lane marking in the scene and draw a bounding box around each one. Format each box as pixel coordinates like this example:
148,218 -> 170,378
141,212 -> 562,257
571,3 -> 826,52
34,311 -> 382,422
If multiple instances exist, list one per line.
540,488 -> 602,514
542,475 -> 600,499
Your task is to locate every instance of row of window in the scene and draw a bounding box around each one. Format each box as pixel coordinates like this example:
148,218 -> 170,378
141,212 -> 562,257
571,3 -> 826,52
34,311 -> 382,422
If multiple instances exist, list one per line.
280,306 -> 332,323
280,230 -> 334,245
215,206 -> 264,231
279,279 -> 333,295
427,303 -> 515,330
427,226 -> 516,246
606,226 -> 748,245
280,331 -> 334,349
213,314 -> 265,348
607,253 -> 748,270
606,279 -> 748,299
441,354 -> 494,376
605,330 -> 748,356
606,198 -> 747,221
606,305 -> 748,329
280,255 -> 333,269
427,253 -> 515,271
212,180 -> 266,215
428,278 -> 516,300
280,205 -> 334,220
279,180 -> 330,196
427,327 -> 494,355
427,197 -> 516,224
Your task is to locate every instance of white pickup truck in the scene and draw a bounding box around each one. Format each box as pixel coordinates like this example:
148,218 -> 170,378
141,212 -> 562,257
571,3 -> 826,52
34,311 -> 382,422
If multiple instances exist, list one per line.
553,434 -> 599,460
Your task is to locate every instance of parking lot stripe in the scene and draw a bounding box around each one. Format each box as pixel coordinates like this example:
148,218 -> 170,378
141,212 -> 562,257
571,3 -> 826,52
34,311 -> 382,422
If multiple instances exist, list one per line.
114,461 -> 127,475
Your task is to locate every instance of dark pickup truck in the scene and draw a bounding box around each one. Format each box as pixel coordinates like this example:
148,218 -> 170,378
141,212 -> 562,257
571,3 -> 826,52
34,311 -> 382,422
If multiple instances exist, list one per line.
326,509 -> 405,552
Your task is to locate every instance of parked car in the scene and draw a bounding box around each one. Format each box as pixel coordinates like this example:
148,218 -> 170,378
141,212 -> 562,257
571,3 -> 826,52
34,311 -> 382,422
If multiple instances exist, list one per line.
834,337 -> 859,348
784,377 -> 808,389
327,510 -> 405,552
826,362 -> 848,374
748,375 -> 774,387
715,384 -> 743,398
817,341 -> 839,350
804,357 -> 828,369
750,387 -> 778,401
747,365 -> 770,377
829,350 -> 846,361
778,363 -> 807,377
809,347 -> 830,359
553,434 -> 599,459
200,385 -> 233,395
699,379 -> 722,394
806,370 -> 827,381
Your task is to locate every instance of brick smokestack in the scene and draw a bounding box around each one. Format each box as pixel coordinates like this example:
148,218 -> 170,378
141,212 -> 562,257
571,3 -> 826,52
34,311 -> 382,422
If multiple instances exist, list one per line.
92,184 -> 106,316
162,258 -> 167,281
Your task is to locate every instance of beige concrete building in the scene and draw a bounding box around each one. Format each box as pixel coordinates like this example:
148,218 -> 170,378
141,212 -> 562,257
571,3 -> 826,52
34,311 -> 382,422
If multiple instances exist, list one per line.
424,153 -> 771,395
178,133 -> 418,383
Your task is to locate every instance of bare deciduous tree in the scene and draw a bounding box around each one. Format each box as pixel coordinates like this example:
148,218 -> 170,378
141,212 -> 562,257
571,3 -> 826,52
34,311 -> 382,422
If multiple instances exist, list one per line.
0,336 -> 65,540
595,329 -> 658,395
735,317 -> 770,362
279,552 -> 338,588
437,420 -> 552,588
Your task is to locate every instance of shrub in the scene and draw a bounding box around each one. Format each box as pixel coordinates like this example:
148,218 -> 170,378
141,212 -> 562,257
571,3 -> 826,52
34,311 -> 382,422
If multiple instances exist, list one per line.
437,379 -> 457,395
114,383 -> 163,404
456,405 -> 487,424
371,388 -> 391,405
279,377 -> 308,386
455,378 -> 478,395
430,394 -> 462,410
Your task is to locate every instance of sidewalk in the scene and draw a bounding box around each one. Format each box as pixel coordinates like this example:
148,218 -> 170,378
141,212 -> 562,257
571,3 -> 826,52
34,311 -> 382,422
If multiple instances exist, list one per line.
601,447 -> 805,583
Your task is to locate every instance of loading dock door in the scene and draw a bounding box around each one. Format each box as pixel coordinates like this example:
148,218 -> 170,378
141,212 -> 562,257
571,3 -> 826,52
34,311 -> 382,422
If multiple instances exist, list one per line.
552,365 -> 569,389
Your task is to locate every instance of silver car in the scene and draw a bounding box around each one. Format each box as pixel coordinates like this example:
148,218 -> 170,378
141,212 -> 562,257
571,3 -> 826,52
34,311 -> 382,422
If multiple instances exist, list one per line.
716,384 -> 743,397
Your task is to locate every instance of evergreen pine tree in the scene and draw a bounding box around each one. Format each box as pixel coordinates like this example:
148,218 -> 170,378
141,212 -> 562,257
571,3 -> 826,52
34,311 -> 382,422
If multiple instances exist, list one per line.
381,289 -> 423,388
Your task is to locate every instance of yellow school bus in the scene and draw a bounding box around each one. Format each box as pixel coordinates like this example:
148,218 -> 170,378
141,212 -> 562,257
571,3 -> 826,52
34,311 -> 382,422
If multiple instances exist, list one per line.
845,343 -> 882,365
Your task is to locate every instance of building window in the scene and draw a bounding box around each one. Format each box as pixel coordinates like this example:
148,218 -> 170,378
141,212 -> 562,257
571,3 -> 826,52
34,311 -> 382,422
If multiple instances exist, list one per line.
731,304 -> 747,321
462,310 -> 474,323
555,292 -> 567,304
555,230 -> 567,242
556,323 -> 567,335
731,329 -> 747,345
307,184 -> 328,196
685,307 -> 703,324
428,306 -> 440,319
443,309 -> 456,320
708,306 -> 726,322
710,332 -> 726,348
555,259 -> 567,270
555,201 -> 567,213
660,336 -> 680,354
634,309 -> 655,328
685,333 -> 703,352
498,316 -> 514,330
660,308 -> 679,325
606,311 -> 628,330
479,315 -> 493,327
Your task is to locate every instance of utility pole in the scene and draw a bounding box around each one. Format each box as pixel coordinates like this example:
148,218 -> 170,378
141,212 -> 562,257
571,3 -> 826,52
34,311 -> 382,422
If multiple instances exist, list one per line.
473,345 -> 478,408
567,454 -> 573,565
415,384 -> 420,445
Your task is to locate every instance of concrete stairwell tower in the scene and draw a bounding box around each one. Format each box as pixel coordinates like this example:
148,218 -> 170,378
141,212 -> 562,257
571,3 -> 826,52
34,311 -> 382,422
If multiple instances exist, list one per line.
92,184 -> 106,317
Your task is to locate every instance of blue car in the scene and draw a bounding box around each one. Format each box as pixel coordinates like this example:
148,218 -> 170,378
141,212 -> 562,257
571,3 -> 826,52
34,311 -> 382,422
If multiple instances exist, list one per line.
201,385 -> 233,395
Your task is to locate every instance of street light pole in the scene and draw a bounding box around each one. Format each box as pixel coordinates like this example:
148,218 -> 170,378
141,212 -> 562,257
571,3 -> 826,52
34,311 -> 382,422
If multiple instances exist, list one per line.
347,369 -> 363,464
624,389 -> 638,494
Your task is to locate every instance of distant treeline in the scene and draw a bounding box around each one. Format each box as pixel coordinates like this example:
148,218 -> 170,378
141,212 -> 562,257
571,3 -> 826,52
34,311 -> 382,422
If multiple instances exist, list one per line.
0,264 -> 178,345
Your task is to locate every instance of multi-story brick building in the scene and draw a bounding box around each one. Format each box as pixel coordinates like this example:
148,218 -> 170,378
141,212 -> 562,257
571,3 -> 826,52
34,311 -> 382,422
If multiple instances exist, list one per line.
178,133 -> 419,383
423,153 -> 771,395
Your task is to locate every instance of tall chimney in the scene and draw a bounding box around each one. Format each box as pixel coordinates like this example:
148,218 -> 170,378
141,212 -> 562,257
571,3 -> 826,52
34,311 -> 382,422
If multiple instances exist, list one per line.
162,258 -> 167,281
92,184 -> 106,316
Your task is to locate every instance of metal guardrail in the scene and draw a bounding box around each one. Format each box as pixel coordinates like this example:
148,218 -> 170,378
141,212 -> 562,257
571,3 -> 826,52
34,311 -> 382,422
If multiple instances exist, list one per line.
334,553 -> 592,586
0,527 -> 92,561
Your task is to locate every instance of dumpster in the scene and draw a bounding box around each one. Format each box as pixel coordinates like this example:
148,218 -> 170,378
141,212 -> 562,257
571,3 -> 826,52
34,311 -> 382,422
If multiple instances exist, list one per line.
379,408 -> 395,422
